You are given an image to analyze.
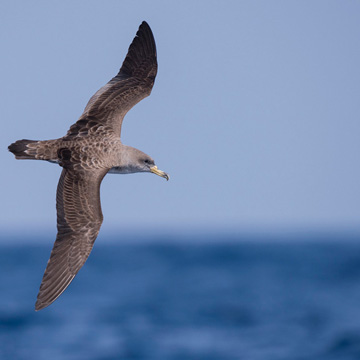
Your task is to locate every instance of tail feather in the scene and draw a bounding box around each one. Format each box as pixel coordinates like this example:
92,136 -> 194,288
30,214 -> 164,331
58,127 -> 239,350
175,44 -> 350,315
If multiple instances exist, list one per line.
8,139 -> 39,160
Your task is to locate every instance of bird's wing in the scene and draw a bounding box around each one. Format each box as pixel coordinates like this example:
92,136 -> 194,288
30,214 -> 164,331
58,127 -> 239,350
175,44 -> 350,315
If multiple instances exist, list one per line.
35,166 -> 108,311
65,21 -> 157,139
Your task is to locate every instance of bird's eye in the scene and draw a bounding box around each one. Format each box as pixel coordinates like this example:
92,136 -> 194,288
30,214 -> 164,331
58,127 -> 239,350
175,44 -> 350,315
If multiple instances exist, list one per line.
144,159 -> 149,164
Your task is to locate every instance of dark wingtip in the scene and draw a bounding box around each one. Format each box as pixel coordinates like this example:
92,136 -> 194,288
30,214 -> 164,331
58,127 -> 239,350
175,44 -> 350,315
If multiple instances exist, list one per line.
118,20 -> 157,79
140,21 -> 151,30
137,21 -> 154,42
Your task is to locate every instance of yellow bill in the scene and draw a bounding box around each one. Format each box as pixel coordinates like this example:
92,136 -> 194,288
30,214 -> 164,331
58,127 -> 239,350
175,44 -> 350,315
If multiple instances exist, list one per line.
150,166 -> 169,181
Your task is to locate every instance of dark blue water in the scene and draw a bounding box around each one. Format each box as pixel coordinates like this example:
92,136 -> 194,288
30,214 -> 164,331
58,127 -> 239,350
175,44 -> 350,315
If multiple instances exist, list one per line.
1,235 -> 360,359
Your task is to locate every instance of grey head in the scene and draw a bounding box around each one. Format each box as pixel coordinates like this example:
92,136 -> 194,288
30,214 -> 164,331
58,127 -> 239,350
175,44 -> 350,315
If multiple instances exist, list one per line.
109,145 -> 169,180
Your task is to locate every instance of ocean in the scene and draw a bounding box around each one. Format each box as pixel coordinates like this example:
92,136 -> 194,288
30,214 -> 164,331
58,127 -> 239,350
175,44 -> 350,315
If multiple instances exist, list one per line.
1,233 -> 360,359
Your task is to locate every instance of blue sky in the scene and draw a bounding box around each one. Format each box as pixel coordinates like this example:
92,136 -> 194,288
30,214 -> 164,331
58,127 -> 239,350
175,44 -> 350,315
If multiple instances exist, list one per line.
1,1 -> 359,238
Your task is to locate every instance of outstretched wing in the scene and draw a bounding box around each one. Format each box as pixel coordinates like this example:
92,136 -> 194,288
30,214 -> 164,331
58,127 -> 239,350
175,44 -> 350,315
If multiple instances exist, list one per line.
65,21 -> 157,139
35,167 -> 108,310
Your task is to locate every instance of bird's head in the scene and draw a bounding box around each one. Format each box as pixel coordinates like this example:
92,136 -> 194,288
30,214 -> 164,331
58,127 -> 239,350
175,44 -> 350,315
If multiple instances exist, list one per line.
111,146 -> 169,181
140,154 -> 169,181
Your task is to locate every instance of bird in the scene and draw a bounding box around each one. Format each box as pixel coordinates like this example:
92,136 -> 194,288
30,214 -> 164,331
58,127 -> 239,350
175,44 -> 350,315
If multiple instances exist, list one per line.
8,21 -> 169,311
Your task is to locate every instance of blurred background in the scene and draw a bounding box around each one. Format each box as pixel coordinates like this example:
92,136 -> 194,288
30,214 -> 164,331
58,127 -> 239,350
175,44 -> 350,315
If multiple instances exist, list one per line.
1,1 -> 360,359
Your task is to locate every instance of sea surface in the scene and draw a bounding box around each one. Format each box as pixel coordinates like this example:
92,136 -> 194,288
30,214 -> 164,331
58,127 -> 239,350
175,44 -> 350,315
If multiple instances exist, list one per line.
1,233 -> 360,360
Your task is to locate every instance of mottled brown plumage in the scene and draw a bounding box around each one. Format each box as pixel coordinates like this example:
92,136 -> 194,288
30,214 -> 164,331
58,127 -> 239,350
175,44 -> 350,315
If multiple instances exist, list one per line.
8,21 -> 169,311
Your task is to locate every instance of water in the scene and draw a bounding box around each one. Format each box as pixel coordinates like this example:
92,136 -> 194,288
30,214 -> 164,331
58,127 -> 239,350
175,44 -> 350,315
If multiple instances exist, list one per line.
1,235 -> 360,359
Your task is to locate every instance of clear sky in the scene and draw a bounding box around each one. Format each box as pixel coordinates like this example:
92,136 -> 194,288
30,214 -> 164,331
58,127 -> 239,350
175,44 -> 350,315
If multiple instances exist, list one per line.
1,1 -> 359,238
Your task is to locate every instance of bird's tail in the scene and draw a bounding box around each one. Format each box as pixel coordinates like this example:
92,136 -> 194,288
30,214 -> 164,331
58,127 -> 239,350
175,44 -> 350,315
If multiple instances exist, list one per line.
8,139 -> 58,162
8,139 -> 40,159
